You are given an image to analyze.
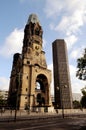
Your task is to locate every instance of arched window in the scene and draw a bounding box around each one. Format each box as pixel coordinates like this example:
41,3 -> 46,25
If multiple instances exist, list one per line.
36,82 -> 40,89
35,29 -> 39,35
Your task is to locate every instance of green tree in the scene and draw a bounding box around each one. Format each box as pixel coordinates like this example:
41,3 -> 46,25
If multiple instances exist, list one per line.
76,48 -> 86,80
73,100 -> 82,109
80,87 -> 86,108
0,95 -> 4,106
0,95 -> 7,108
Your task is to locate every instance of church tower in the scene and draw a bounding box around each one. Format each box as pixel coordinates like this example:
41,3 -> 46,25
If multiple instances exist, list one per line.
8,14 -> 51,111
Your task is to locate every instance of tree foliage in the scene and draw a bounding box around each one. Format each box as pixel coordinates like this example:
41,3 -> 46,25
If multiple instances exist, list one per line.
0,95 -> 3,105
73,100 -> 82,109
80,87 -> 86,108
0,95 -> 7,107
76,48 -> 86,80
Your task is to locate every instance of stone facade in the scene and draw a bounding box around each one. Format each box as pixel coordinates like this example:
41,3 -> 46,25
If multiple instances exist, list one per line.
8,14 -> 51,111
52,39 -> 73,109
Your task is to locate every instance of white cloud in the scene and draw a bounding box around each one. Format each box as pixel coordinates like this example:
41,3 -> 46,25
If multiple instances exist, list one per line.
48,64 -> 54,95
0,28 -> 24,58
65,35 -> 78,50
45,0 -> 86,22
43,38 -> 47,48
56,11 -> 84,35
44,0 -> 65,18
70,46 -> 84,59
69,65 -> 86,94
45,0 -> 86,49
0,77 -> 9,91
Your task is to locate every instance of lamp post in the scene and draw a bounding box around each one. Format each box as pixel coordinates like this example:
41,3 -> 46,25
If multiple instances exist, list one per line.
14,99 -> 17,121
14,72 -> 21,121
57,85 -> 67,118
61,94 -> 64,119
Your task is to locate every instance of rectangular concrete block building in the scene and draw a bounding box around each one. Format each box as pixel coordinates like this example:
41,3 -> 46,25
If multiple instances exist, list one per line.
52,39 -> 72,109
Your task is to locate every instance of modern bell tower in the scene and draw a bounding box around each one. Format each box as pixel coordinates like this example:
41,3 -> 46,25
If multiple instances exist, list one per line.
52,39 -> 72,109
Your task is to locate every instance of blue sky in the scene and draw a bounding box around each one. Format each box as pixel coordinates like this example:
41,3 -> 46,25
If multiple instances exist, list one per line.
0,0 -> 86,95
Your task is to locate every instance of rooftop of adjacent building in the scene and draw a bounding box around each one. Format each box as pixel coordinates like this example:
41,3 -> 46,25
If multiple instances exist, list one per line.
0,90 -> 8,100
72,93 -> 82,101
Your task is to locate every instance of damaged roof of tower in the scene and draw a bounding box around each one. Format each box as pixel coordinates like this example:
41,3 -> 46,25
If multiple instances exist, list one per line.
27,13 -> 40,25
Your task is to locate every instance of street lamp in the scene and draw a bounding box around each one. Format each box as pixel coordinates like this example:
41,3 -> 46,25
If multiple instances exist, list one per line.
57,85 -> 67,118
14,72 -> 21,121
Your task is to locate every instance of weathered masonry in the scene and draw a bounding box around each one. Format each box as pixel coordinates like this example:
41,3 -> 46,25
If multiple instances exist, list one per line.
8,14 -> 52,111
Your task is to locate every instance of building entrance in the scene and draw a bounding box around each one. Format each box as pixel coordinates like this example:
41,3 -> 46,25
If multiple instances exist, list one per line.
35,74 -> 49,107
